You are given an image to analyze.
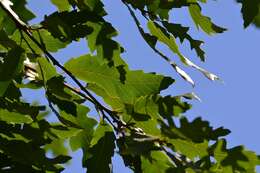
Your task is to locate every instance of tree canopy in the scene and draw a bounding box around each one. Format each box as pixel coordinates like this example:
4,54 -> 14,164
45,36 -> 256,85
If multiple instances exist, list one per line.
0,0 -> 260,172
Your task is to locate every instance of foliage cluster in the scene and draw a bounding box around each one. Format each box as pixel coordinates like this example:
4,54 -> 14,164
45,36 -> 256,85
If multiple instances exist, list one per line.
0,0 -> 260,172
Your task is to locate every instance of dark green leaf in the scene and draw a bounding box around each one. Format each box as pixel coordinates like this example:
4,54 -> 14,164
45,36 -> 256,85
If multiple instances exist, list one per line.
84,123 -> 115,173
42,10 -> 94,42
209,139 -> 260,172
64,54 -> 174,111
241,0 -> 260,27
161,117 -> 231,143
162,21 -> 205,61
0,46 -> 24,96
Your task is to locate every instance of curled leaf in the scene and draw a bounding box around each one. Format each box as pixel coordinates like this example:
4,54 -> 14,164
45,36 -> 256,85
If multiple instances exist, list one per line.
182,56 -> 220,81
170,61 -> 195,86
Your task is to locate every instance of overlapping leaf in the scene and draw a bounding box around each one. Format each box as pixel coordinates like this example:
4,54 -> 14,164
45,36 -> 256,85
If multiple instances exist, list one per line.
147,21 -> 220,83
0,46 -> 24,96
64,54 -> 174,110
162,21 -> 205,61
0,119 -> 72,172
122,94 -> 191,136
208,139 -> 260,172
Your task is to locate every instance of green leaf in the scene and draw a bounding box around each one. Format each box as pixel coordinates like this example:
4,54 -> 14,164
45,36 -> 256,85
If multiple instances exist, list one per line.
48,97 -> 97,151
252,9 -> 260,27
133,95 -> 191,118
0,98 -> 45,118
0,81 -> 10,96
59,104 -> 97,130
126,7 -> 195,86
0,136 -> 70,172
45,138 -> 68,156
141,151 -> 175,173
123,94 -> 191,136
0,46 -> 24,96
241,0 -> 260,27
50,0 -> 71,11
4,81 -> 22,99
0,30 -> 18,49
188,4 -> 226,35
84,123 -> 115,173
162,21 -> 205,61
50,125 -> 81,139
117,133 -> 161,156
11,29 -> 68,53
0,109 -> 33,124
69,129 -> 93,151
147,21 -> 184,61
37,58 -> 58,82
64,54 -> 174,111
0,0 -> 35,35
170,139 -> 208,159
68,0 -> 106,15
209,139 -> 260,172
147,21 -> 220,83
161,117 -> 230,143
85,21 -> 125,66
0,46 -> 24,80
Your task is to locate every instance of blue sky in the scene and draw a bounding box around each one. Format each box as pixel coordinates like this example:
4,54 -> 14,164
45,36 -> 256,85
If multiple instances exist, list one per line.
25,0 -> 260,172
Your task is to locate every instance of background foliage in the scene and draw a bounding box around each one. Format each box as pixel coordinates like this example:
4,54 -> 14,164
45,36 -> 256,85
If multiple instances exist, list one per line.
0,0 -> 260,172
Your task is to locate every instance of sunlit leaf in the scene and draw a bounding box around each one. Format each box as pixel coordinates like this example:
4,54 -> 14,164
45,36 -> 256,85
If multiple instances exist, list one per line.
188,4 -> 226,35
141,151 -> 175,173
64,54 -> 174,110
0,109 -> 33,124
50,0 -> 71,11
